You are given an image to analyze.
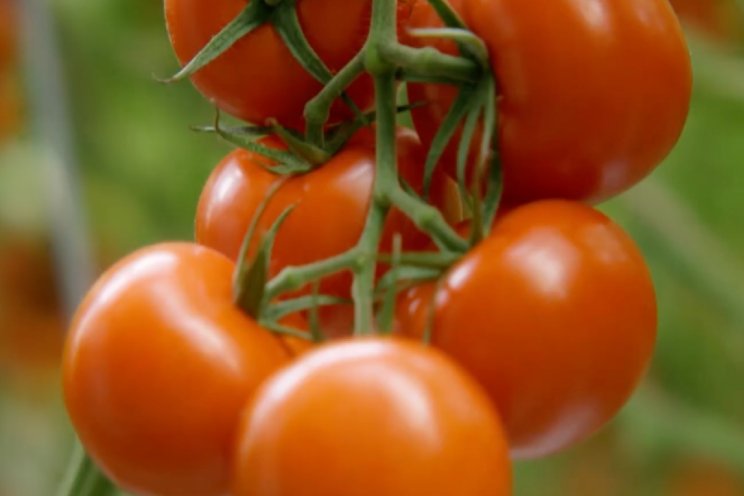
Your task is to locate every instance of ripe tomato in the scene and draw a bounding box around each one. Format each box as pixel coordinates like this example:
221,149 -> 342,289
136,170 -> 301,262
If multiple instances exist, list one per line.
404,0 -> 692,204
63,243 -> 291,496
232,338 -> 512,496
396,201 -> 657,458
164,0 -> 374,128
196,127 -> 448,297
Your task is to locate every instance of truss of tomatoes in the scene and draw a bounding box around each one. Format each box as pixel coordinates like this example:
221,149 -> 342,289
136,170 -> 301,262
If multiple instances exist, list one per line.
62,0 -> 691,495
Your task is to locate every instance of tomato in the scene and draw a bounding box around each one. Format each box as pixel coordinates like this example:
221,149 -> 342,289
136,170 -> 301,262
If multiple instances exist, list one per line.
196,127 -> 448,297
404,0 -> 692,204
0,0 -> 17,72
164,0 -> 374,128
63,243 -> 291,496
232,338 -> 512,496
396,201 -> 657,458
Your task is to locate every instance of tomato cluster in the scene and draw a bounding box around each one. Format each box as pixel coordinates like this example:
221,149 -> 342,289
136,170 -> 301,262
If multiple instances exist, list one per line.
62,0 -> 691,494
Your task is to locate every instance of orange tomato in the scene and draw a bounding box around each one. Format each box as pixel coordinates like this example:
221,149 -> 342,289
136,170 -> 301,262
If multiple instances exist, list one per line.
396,200 -> 657,458
232,338 -> 512,496
63,243 -> 291,495
196,127 -> 448,297
164,0 -> 374,128
404,0 -> 692,205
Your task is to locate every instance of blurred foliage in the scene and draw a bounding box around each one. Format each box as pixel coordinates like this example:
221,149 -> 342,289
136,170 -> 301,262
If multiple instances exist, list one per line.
1,0 -> 744,495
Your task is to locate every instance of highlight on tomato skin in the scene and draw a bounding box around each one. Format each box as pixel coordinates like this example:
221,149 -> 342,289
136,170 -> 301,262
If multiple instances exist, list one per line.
395,200 -> 658,459
404,0 -> 692,206
62,242 -> 291,496
231,338 -> 512,496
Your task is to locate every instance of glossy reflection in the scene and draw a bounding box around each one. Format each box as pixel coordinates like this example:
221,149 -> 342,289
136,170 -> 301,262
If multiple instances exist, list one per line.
405,0 -> 691,204
232,339 -> 512,496
397,201 -> 657,458
63,243 -> 290,496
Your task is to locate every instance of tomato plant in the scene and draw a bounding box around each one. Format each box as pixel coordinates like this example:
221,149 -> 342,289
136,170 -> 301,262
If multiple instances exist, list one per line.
232,338 -> 512,496
404,0 -> 692,205
63,243 -> 291,495
59,0 -> 695,489
396,201 -> 657,458
196,127 -> 448,297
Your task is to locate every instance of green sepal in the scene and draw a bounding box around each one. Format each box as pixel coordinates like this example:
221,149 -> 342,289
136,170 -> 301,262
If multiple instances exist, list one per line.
259,320 -> 314,340
235,206 -> 296,318
272,0 -> 364,128
477,77 -> 502,238
455,87 -> 483,209
159,2 -> 272,84
266,295 -> 351,321
268,119 -> 331,165
190,123 -> 272,139
212,111 -> 312,174
422,84 -> 478,197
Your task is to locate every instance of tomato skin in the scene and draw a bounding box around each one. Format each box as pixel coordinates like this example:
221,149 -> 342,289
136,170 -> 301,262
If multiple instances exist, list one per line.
196,127 -> 446,297
63,243 -> 291,496
164,0 -> 374,128
396,201 -> 657,458
405,0 -> 692,204
232,338 -> 512,496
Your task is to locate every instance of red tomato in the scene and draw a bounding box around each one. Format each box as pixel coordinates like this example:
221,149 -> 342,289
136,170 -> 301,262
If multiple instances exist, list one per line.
0,0 -> 16,72
404,0 -> 692,204
396,201 -> 657,458
63,243 -> 291,496
195,127 -> 449,297
232,338 -> 512,496
164,0 -> 374,128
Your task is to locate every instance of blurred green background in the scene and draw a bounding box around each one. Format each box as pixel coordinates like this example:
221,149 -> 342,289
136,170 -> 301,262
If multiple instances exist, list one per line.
1,0 -> 743,494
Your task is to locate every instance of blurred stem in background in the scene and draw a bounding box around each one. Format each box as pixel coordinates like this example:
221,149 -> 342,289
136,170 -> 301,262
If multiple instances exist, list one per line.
18,0 -> 109,493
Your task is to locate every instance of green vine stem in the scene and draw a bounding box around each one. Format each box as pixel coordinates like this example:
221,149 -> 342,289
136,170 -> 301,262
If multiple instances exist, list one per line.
56,440 -> 115,496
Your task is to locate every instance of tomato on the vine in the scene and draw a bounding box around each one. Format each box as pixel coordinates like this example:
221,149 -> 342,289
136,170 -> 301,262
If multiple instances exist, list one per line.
196,127 -> 449,298
63,243 -> 291,496
165,0 -> 374,128
232,338 -> 512,496
404,0 -> 692,204
396,200 -> 657,458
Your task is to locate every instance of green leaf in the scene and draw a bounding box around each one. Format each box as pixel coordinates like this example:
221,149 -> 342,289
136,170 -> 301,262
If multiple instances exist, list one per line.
159,2 -> 272,84
235,205 -> 296,317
